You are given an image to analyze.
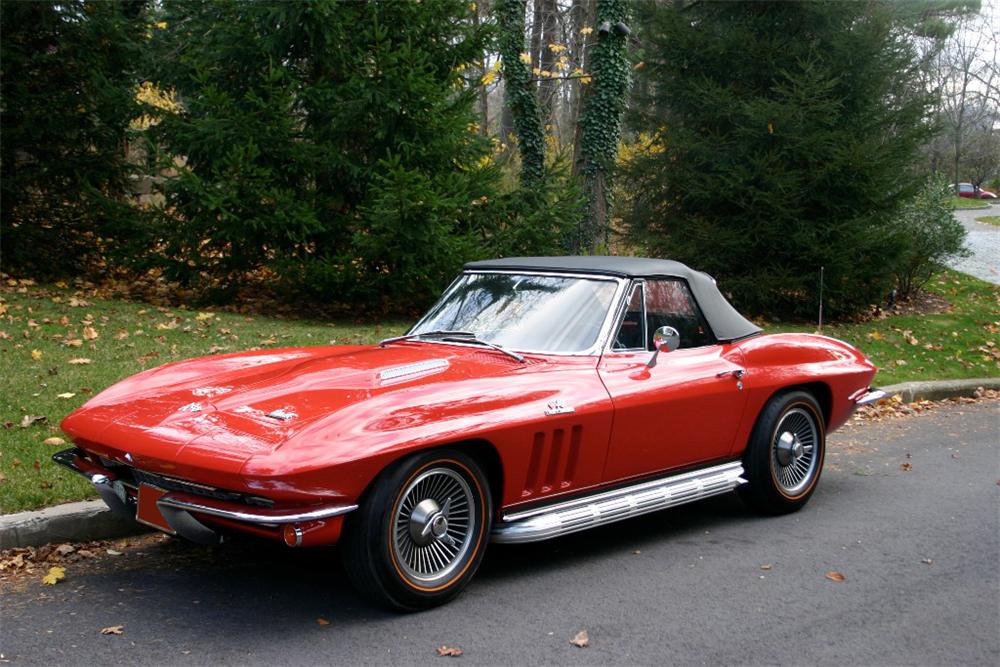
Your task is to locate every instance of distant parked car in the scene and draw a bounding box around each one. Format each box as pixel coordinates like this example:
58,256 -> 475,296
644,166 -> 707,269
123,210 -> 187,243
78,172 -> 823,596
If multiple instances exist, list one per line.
952,183 -> 998,199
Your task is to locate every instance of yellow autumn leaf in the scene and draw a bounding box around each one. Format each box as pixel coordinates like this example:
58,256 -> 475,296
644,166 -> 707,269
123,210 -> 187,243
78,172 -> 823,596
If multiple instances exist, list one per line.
42,566 -> 66,585
31,349 -> 43,361
195,312 -> 214,321
43,437 -> 66,446
82,326 -> 99,340
0,303 -> 7,316
154,21 -> 168,29
68,358 -> 92,365
580,75 -> 592,85
519,52 -> 532,65
580,26 -> 593,35
481,70 -> 496,86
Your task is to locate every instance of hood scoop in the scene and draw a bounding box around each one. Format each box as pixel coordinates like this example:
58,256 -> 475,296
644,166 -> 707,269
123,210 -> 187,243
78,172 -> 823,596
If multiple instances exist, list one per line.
377,359 -> 449,385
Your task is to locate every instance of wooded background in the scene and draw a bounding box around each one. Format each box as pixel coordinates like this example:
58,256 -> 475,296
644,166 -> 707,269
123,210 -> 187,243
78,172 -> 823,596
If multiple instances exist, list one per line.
3,0 -> 997,319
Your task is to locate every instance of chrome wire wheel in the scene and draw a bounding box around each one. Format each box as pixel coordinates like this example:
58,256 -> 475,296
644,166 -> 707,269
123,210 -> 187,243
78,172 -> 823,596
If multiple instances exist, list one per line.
770,406 -> 820,497
391,467 -> 476,588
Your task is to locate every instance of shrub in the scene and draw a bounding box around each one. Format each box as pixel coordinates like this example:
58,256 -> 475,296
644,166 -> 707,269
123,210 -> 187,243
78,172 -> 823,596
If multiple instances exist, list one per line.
890,180 -> 969,298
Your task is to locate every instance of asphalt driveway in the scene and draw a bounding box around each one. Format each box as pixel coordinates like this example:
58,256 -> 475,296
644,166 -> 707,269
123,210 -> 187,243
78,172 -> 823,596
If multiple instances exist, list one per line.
950,205 -> 999,284
2,400 -> 998,665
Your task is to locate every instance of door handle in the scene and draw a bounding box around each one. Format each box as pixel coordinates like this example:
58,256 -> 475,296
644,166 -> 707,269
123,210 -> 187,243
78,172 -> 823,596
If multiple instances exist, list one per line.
716,369 -> 745,380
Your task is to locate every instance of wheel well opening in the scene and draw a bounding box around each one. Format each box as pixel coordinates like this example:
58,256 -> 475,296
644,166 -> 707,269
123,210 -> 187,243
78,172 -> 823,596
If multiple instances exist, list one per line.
449,439 -> 504,506
787,382 -> 832,429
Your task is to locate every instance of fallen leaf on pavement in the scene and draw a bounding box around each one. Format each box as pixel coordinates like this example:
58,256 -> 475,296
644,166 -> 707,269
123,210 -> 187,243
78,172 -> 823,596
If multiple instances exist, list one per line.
100,626 -> 124,635
67,358 -> 92,365
43,437 -> 65,446
570,630 -> 589,648
316,618 -> 330,626
41,566 -> 66,585
436,646 -> 463,657
921,558 -> 933,565
900,462 -> 912,471
55,544 -> 76,556
825,571 -> 846,582
760,564 -> 772,571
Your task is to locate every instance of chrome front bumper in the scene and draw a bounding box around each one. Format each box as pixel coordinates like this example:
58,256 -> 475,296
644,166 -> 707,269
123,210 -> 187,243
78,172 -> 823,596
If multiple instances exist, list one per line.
52,448 -> 357,545
853,387 -> 887,406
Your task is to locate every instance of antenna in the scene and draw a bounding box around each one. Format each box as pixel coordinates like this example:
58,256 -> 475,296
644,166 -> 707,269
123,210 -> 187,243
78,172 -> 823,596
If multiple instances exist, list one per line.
818,266 -> 824,332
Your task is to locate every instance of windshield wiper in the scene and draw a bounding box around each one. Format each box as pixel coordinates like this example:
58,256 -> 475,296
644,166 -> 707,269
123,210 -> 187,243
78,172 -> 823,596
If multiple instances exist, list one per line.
380,330 -> 526,363
439,335 -> 526,364
378,330 -> 475,347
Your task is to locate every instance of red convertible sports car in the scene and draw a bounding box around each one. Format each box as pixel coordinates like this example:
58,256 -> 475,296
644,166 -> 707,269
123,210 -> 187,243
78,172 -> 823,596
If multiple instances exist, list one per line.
56,256 -> 883,610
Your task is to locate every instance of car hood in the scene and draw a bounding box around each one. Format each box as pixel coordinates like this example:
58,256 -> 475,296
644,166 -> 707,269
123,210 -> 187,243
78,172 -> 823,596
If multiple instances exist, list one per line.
61,344 -> 527,472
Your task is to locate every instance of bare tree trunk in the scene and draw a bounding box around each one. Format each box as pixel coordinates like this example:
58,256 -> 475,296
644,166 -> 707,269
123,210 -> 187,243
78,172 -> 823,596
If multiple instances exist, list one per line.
538,0 -> 559,123
475,0 -> 489,135
571,0 -> 597,173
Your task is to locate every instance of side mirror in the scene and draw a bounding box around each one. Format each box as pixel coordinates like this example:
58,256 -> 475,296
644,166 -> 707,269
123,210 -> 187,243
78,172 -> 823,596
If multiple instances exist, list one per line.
646,326 -> 680,369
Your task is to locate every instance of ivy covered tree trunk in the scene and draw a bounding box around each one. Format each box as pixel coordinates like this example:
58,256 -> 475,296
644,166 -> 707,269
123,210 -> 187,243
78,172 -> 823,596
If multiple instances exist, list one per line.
497,0 -> 546,185
575,0 -> 631,252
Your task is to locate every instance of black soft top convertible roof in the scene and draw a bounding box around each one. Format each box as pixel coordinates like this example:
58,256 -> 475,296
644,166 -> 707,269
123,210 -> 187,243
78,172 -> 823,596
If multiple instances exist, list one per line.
463,256 -> 762,343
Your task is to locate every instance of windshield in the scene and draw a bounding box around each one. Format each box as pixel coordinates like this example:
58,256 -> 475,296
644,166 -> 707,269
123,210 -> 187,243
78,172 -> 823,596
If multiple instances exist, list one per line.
411,273 -> 620,353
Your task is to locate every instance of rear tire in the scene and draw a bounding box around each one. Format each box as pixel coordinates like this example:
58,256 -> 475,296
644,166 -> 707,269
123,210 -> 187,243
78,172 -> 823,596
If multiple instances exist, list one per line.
341,449 -> 492,611
738,390 -> 825,515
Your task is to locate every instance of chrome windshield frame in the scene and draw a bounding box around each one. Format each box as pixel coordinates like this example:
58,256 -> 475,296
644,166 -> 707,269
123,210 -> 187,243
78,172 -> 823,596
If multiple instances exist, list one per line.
406,270 -> 630,357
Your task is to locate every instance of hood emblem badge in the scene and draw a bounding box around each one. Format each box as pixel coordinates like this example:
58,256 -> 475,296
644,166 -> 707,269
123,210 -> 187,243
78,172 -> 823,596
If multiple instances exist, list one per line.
191,386 -> 233,398
178,402 -> 203,413
545,399 -> 575,416
266,408 -> 297,422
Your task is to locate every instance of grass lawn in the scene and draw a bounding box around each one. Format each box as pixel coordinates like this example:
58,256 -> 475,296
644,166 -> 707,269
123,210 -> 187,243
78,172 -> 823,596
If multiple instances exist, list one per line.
0,280 -> 407,513
2,270 -> 997,513
949,196 -> 991,210
975,215 -> 1000,226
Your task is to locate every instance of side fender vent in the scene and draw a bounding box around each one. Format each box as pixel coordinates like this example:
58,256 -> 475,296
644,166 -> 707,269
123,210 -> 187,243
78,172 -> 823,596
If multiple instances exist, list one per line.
522,425 -> 582,498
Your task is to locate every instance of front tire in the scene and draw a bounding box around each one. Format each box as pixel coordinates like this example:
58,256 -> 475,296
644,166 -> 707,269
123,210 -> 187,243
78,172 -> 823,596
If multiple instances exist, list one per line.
342,449 -> 492,611
738,390 -> 825,515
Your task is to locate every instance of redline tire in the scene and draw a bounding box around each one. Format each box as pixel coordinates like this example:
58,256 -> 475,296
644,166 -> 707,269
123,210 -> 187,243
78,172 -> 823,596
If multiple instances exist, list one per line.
341,448 -> 492,611
738,390 -> 825,515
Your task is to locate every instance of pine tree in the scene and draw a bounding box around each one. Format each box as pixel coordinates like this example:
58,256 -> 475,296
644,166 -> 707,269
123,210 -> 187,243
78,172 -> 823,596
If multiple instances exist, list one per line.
1,0 -> 148,276
149,0 -> 503,306
626,1 -> 942,318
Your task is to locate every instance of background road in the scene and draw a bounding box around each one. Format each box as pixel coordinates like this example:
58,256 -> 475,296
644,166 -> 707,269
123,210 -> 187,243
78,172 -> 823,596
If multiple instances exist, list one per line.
950,205 -> 999,285
3,400 -> 998,665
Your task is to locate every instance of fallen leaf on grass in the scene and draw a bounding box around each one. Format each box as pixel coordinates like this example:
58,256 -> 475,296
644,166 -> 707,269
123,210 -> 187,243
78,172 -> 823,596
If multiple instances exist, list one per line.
316,618 -> 330,626
20,415 -> 47,428
106,549 -> 122,556
570,630 -> 589,648
43,437 -> 65,446
436,646 -> 463,657
64,338 -> 83,347
195,312 -> 214,321
100,626 -> 124,635
56,392 -> 76,399
41,566 -> 66,585
67,358 -> 92,365
31,349 -> 43,361
82,326 -> 99,341
825,571 -> 846,582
